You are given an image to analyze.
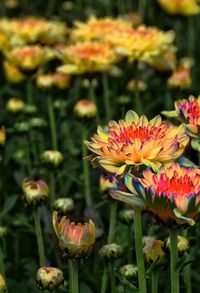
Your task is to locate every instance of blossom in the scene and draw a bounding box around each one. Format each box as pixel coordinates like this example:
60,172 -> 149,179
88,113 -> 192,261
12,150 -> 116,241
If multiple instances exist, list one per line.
36,267 -> 64,290
71,16 -> 132,42
0,127 -> 6,146
53,211 -> 96,259
162,96 -> 200,135
22,178 -> 49,206
143,239 -> 165,263
74,99 -> 97,119
113,163 -> 200,226
3,60 -> 25,83
6,97 -> 25,113
57,42 -> 121,74
157,0 -> 200,16
167,58 -> 192,89
85,110 -> 189,175
41,150 -> 64,167
5,45 -> 54,72
37,72 -> 71,89
103,26 -> 175,63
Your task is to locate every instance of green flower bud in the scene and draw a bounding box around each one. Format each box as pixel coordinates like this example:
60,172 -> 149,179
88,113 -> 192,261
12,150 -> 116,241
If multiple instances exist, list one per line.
0,226 -> 7,238
53,198 -> 75,214
119,209 -> 134,224
99,243 -> 124,261
29,117 -> 47,129
119,264 -> 138,279
41,150 -> 64,167
6,97 -> 25,113
36,267 -> 64,290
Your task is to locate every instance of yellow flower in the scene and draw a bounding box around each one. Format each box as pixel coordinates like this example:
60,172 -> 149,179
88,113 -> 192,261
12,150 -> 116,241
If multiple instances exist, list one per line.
39,20 -> 68,44
41,150 -> 64,167
104,26 -> 175,63
0,127 -> 6,146
6,97 -> 25,113
143,239 -> 165,263
36,267 -> 64,290
5,45 -> 54,72
53,211 -> 96,259
148,50 -> 177,72
3,60 -> 25,83
22,178 -> 49,206
157,0 -> 200,16
36,72 -> 70,89
85,110 -> 189,175
57,42 -> 121,74
71,16 -> 132,42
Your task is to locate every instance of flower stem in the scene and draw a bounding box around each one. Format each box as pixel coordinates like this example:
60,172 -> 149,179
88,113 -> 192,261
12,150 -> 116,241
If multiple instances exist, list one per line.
134,207 -> 146,293
69,259 -> 79,293
183,230 -> 191,293
0,241 -> 5,277
107,201 -> 117,244
109,263 -> 117,293
48,95 -> 58,150
82,125 -> 92,207
101,267 -> 108,293
133,63 -> 142,115
50,171 -> 56,205
169,228 -> 179,293
33,208 -> 45,267
102,73 -> 111,121
89,81 -> 100,122
151,270 -> 158,293
26,78 -> 33,105
188,17 -> 195,58
139,0 -> 146,21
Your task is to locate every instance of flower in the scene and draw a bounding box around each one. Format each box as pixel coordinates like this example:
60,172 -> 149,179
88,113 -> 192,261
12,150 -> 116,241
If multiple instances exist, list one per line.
148,50 -> 177,72
74,99 -> 97,119
143,239 -> 165,263
0,127 -> 6,146
6,97 -> 25,113
127,79 -> 147,92
53,198 -> 75,214
41,150 -> 64,167
0,274 -> 6,293
162,96 -> 200,135
5,45 -> 54,72
85,110 -> 189,175
57,42 -> 121,74
36,72 -> 71,89
71,16 -> 132,42
53,211 -> 96,259
3,60 -> 25,83
99,243 -> 124,261
119,264 -> 138,279
157,0 -> 200,16
36,267 -> 64,290
167,60 -> 192,89
166,235 -> 189,252
114,163 -> 200,226
104,26 -> 175,63
22,178 -> 49,206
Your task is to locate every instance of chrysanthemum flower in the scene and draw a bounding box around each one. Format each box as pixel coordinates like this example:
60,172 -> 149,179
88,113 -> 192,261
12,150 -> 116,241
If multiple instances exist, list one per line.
113,163 -> 200,226
36,72 -> 71,89
157,0 -> 200,16
103,26 -> 175,63
3,60 -> 25,83
162,96 -> 200,135
167,59 -> 192,89
5,45 -> 54,72
74,99 -> 97,119
71,16 -> 132,42
6,97 -> 25,113
53,211 -> 96,259
22,178 -> 49,206
85,110 -> 189,175
57,42 -> 121,74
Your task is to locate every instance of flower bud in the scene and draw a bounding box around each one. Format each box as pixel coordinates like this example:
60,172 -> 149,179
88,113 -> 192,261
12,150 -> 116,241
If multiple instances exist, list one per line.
99,243 -> 124,261
0,226 -> 7,238
13,121 -> 30,133
166,235 -> 189,253
116,95 -> 131,105
127,79 -> 147,92
119,209 -> 134,224
0,274 -> 6,293
22,178 -> 49,206
53,198 -> 75,214
143,239 -> 165,263
74,99 -> 97,119
6,97 -> 25,113
36,267 -> 64,290
41,150 -> 64,167
119,264 -> 138,279
29,118 -> 47,129
0,127 -> 6,146
53,211 -> 96,259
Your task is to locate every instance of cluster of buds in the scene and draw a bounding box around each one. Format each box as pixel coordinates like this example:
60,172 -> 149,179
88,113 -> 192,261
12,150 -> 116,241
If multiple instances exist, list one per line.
36,267 -> 64,290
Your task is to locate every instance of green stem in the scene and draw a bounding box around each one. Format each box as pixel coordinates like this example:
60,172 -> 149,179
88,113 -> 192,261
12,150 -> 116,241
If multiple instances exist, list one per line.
0,242 -> 5,277
89,81 -> 100,122
165,91 -> 173,110
24,135 -> 32,173
69,259 -> 79,293
139,0 -> 146,21
107,201 -> 117,244
128,225 -> 133,263
134,207 -> 146,293
110,263 -> 116,293
183,230 -> 191,293
188,17 -> 195,58
101,266 -> 108,293
133,63 -> 142,115
151,270 -> 158,293
33,209 -> 45,267
48,96 -> 58,150
169,228 -> 179,293
50,172 -> 56,205
82,125 -> 92,207
102,73 -> 111,121
26,78 -> 33,105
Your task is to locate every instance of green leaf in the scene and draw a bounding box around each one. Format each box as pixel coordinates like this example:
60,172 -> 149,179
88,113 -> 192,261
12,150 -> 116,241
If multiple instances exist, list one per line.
176,156 -> 198,168
175,254 -> 193,272
191,138 -> 200,152
0,195 -> 18,218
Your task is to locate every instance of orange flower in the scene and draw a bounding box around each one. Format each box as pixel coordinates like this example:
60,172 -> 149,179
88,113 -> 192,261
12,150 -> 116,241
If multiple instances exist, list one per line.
5,45 -> 54,71
104,26 -> 175,63
111,163 -> 200,226
85,110 -> 189,175
157,0 -> 200,16
167,59 -> 192,89
53,211 -> 96,259
57,42 -> 121,74
37,72 -> 71,89
71,16 -> 132,42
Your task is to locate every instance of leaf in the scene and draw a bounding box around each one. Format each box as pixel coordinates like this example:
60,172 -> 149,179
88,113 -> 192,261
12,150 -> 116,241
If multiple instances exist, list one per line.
110,189 -> 145,208
175,254 -> 193,272
114,269 -> 138,290
176,156 -> 198,168
0,195 -> 18,218
191,138 -> 200,152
